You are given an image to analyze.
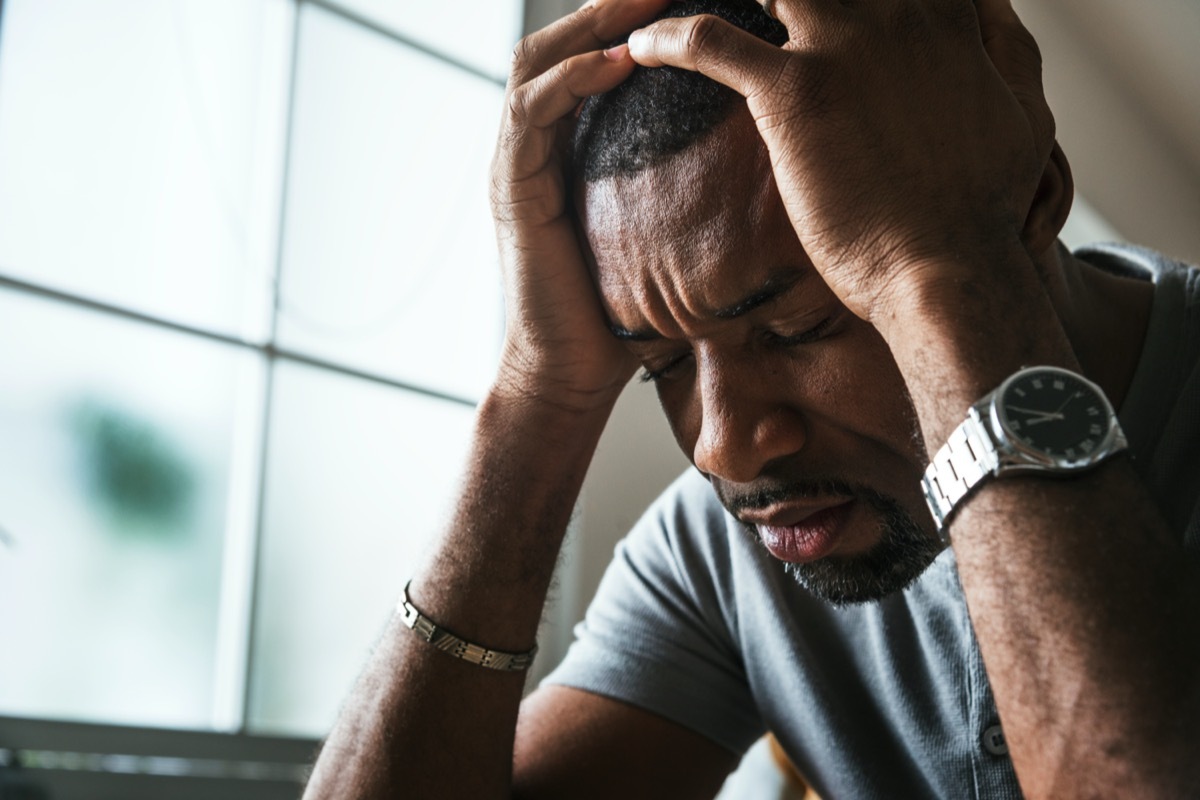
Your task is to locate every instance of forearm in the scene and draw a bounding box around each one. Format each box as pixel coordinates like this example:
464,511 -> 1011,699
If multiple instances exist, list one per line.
953,464 -> 1195,793
881,240 -> 1200,797
304,385 -> 619,799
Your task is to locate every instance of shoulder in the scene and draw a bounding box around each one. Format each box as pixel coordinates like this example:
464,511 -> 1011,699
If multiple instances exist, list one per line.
1078,243 -> 1200,545
613,468 -> 746,629
620,468 -> 741,582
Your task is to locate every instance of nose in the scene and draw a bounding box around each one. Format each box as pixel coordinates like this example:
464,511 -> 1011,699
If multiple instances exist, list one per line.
691,354 -> 807,484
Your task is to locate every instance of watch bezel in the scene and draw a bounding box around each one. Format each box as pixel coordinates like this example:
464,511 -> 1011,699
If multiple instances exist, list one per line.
983,365 -> 1127,475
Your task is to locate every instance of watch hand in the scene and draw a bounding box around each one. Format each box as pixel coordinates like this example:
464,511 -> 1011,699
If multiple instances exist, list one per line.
1024,416 -> 1061,427
1053,392 -> 1080,414
1006,405 -> 1065,420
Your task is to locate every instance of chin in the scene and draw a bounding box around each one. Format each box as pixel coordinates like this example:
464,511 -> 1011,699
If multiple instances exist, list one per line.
780,496 -> 943,606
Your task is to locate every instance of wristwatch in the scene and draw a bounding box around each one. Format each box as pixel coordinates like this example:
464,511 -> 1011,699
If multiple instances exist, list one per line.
922,365 -> 1128,538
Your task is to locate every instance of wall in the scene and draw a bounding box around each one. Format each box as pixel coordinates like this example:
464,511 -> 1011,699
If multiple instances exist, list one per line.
1015,0 -> 1200,265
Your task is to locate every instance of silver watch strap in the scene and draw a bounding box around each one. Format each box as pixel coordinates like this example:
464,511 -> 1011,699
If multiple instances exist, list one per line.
922,407 -> 1000,537
397,581 -> 538,672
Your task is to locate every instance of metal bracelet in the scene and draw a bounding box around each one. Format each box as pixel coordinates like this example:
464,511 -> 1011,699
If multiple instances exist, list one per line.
922,406 -> 1000,539
396,581 -> 538,672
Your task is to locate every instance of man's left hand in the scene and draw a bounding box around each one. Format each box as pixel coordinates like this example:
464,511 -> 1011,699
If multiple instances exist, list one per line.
625,0 -> 1054,325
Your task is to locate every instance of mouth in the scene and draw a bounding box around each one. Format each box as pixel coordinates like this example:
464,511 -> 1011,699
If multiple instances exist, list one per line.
740,498 -> 856,564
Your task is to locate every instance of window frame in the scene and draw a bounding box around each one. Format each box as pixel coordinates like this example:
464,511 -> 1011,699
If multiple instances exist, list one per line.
0,1 -> 565,786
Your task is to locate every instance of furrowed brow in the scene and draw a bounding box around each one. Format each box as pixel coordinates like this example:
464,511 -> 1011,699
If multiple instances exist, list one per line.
606,269 -> 806,341
714,271 -> 804,319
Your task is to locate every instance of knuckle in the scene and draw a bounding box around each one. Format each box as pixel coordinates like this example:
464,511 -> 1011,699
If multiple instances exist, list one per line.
493,124 -> 528,182
544,59 -> 572,93
506,64 -> 568,129
889,3 -> 928,40
509,35 -> 542,83
984,17 -> 1044,70
506,84 -> 534,121
1042,111 -> 1057,141
1012,26 -> 1044,69
685,14 -> 721,58
940,1 -> 979,34
509,4 -> 598,87
488,170 -> 508,208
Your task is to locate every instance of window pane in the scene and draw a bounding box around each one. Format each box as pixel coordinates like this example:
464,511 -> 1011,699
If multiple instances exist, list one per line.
325,0 -> 521,80
276,5 -> 505,401
0,0 -> 292,339
0,289 -> 256,729
247,362 -> 476,736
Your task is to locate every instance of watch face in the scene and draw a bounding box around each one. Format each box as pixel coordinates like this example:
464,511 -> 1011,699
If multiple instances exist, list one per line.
997,367 -> 1112,462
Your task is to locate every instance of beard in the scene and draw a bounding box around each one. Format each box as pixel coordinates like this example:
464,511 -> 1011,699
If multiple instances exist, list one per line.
726,479 -> 943,606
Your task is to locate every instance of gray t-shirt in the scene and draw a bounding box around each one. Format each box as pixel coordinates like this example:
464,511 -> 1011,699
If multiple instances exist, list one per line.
544,244 -> 1200,799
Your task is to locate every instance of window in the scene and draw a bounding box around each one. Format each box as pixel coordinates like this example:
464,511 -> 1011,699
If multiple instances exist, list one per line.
0,0 -> 519,752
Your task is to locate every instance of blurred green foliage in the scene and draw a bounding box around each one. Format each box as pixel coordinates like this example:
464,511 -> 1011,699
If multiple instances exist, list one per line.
68,398 -> 196,538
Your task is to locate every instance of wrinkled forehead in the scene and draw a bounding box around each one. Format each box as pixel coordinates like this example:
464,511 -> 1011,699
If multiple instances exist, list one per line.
576,113 -> 798,312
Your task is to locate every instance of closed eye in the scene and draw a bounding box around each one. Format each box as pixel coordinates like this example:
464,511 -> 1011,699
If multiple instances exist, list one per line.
762,310 -> 842,348
638,352 -> 693,384
638,309 -> 846,385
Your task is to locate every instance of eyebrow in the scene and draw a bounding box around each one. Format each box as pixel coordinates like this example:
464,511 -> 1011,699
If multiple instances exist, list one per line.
608,270 -> 804,341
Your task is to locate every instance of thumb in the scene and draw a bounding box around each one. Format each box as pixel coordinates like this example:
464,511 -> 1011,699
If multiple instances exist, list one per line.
627,13 -> 790,101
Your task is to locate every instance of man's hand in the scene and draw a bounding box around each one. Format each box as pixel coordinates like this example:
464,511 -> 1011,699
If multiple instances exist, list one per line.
490,0 -> 672,412
615,4 -> 1199,799
623,0 -> 1054,324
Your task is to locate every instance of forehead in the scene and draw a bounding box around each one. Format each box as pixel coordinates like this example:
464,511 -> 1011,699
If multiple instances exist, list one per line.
578,113 -> 810,328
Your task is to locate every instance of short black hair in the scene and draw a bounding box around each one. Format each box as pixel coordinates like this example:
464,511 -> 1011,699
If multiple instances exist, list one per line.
572,0 -> 787,183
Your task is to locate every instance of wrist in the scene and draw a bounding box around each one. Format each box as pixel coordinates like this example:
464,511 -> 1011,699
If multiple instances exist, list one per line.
874,241 -> 1080,450
478,369 -> 624,467
491,350 -> 633,419
869,228 -> 1027,330
416,376 -> 621,648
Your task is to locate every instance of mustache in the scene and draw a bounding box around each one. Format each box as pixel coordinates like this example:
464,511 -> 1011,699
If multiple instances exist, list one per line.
722,478 -> 861,516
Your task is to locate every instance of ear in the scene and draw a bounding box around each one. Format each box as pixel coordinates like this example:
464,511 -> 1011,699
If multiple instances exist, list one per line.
1022,141 -> 1075,257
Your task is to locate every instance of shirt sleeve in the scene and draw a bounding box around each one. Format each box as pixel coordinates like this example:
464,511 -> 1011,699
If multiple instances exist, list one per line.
541,470 -> 765,755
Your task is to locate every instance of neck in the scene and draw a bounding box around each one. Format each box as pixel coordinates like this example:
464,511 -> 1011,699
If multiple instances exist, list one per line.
1041,242 -> 1155,410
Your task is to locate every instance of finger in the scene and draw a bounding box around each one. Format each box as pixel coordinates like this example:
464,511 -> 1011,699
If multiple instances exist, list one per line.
497,47 -> 636,188
510,0 -> 672,88
975,0 -> 1055,157
626,14 -> 791,100
512,46 -> 637,131
757,0 -> 840,36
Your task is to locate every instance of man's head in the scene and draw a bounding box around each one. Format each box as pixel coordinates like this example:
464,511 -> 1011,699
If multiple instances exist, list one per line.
572,0 -> 944,605
572,0 -> 787,182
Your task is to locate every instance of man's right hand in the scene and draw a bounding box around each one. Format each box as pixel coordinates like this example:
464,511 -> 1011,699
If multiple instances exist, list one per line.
489,0 -> 670,413
307,6 -> 749,799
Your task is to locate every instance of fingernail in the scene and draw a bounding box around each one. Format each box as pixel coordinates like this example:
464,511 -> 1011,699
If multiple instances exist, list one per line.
627,29 -> 645,57
603,42 -> 629,61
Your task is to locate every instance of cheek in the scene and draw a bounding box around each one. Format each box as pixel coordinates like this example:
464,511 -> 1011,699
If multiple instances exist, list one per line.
810,324 -> 923,460
662,396 -> 698,461
650,324 -> 923,469
651,347 -> 847,464
654,368 -> 706,462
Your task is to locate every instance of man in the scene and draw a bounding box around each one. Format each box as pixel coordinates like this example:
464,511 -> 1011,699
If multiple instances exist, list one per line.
304,0 -> 1199,797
